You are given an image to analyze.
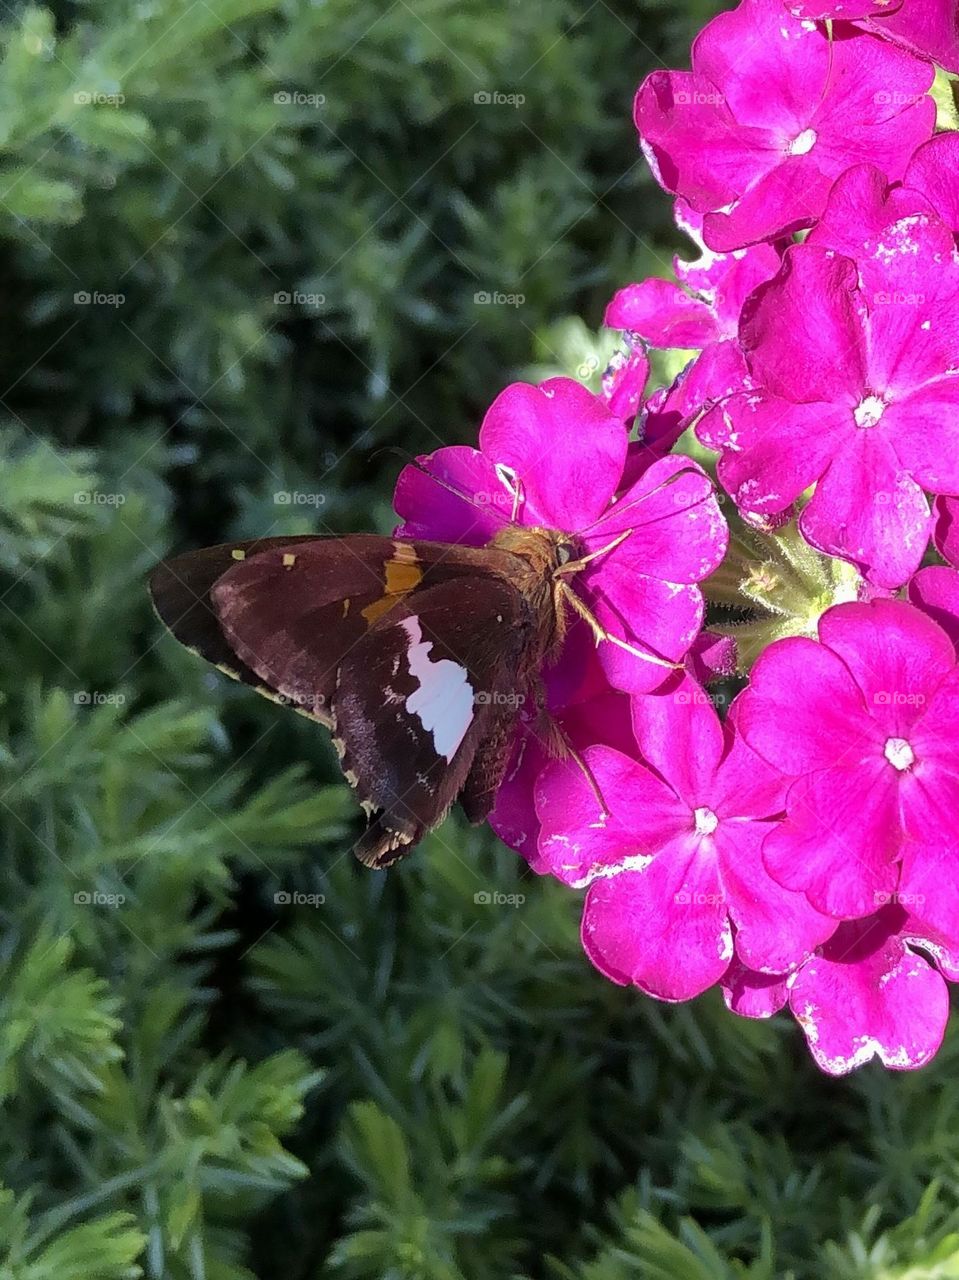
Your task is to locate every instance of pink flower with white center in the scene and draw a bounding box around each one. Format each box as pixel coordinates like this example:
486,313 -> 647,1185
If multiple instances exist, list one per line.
534,679 -> 834,1002
726,905 -> 955,1074
738,599 -> 959,923
635,0 -> 935,251
393,377 -> 728,696
785,0 -> 959,73
702,220 -> 959,588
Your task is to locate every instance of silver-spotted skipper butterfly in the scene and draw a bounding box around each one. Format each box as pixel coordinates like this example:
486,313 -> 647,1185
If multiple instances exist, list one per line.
149,472 -> 683,868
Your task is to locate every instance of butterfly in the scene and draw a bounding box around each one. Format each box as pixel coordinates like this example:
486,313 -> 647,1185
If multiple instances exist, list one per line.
149,467 -> 687,869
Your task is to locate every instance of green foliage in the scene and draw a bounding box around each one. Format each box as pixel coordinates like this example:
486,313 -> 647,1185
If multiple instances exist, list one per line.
1,0 -> 956,1277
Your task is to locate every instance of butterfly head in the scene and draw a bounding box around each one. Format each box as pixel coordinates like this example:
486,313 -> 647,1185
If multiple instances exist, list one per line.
487,523 -> 580,578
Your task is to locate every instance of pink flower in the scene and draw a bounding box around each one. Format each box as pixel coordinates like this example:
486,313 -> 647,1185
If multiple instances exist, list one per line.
604,201 -> 777,431
635,0 -> 935,250
729,905 -> 953,1074
606,201 -> 781,350
738,599 -> 959,924
393,377 -> 728,695
702,222 -> 959,587
534,679 -> 833,1002
807,137 -> 959,257
786,0 -> 959,73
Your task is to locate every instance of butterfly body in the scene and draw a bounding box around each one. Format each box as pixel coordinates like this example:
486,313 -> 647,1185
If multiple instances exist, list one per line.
150,525 -> 581,868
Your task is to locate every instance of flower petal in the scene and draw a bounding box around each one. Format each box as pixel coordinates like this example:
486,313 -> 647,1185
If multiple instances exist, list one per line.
807,162 -> 934,258
635,70 -> 780,213
861,215 -> 959,394
478,378 -> 627,532
704,156 -> 834,251
717,821 -> 836,972
817,599 -> 955,734
722,960 -> 789,1019
535,745 -> 685,887
934,495 -> 959,568
903,133 -> 959,233
739,245 -> 865,404
763,762 -> 901,918
581,839 -> 733,1000
393,446 -> 509,544
887,376 -> 959,494
586,567 -> 705,695
788,907 -> 949,1075
590,454 -> 728,584
708,393 -> 849,516
605,279 -> 720,349
630,673 -> 725,808
798,431 -> 931,590
738,636 -> 880,774
908,564 -> 959,654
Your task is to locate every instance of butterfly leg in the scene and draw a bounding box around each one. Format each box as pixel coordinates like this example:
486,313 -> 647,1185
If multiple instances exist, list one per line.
555,580 -> 680,671
524,678 -> 610,819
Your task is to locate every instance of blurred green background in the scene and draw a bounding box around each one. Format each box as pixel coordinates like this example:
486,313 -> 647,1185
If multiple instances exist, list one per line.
3,1 -> 959,1277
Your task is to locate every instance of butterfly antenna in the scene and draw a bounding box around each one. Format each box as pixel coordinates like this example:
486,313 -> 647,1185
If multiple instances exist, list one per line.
585,462 -> 719,532
391,455 -> 519,524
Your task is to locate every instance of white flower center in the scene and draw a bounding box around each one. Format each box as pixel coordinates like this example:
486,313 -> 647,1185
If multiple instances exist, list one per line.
694,806 -> 719,836
884,737 -> 915,771
854,395 -> 886,429
789,127 -> 817,156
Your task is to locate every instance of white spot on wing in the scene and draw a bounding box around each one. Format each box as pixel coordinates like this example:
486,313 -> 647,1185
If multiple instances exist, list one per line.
400,617 -> 474,762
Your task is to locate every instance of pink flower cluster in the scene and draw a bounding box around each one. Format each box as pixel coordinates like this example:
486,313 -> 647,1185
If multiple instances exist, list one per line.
394,0 -> 959,1075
